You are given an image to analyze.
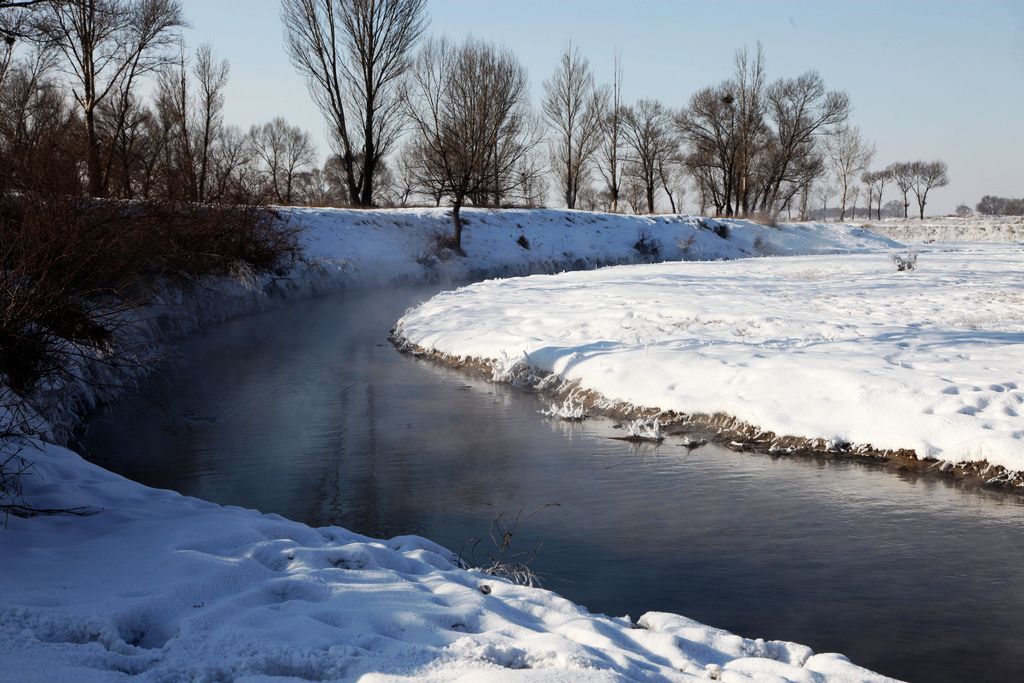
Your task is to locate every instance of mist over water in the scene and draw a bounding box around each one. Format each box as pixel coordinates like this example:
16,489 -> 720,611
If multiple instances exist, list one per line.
79,285 -> 1024,683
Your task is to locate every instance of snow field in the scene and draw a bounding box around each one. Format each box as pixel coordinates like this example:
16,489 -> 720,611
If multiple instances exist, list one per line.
395,242 -> 1024,473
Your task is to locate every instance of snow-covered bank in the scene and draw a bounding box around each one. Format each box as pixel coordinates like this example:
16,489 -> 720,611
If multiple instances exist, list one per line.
395,242 -> 1024,475
858,215 -> 1024,243
2,209 -> 904,682
27,207 -> 899,443
0,439 -> 896,681
294,207 -> 901,286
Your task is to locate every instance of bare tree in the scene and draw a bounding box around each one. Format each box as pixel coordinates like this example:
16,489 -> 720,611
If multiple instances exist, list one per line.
888,161 -> 914,218
621,164 -> 646,215
731,43 -> 767,216
760,70 -> 848,211
849,184 -> 861,219
192,44 -> 228,201
281,0 -> 427,207
813,178 -> 835,220
402,36 -> 538,250
1,0 -> 48,88
0,46 -> 80,193
826,126 -> 874,221
861,169 -> 889,220
249,117 -> 317,205
542,43 -> 605,209
676,46 -> 847,218
154,44 -> 230,202
909,160 -> 949,219
596,51 -> 623,212
657,151 -> 686,213
883,199 -> 904,217
622,99 -> 675,214
38,0 -> 184,197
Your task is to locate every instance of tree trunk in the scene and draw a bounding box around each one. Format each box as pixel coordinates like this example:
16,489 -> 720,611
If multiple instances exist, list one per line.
85,106 -> 104,197
342,149 -> 361,206
360,127 -> 375,207
452,199 -> 463,250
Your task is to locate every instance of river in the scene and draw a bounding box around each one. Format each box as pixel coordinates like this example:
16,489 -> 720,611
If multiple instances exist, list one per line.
77,284 -> 1024,682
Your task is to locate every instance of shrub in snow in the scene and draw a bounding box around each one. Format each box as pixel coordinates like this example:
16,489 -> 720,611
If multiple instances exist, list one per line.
625,418 -> 663,442
461,504 -> 558,588
633,229 -> 662,259
678,234 -> 696,252
892,251 -> 918,271
415,231 -> 459,266
701,219 -> 730,240
539,397 -> 587,421
752,235 -> 780,256
0,444 -> 31,523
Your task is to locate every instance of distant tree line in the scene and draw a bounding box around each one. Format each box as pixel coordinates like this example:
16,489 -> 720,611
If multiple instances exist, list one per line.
1,0 -> 959,246
976,196 -> 1024,216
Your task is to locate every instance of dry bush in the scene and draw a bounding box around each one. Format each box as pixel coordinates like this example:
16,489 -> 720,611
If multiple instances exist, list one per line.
633,228 -> 662,259
749,210 -> 779,228
892,251 -> 918,272
459,503 -> 559,588
0,192 -> 298,397
414,230 -> 460,266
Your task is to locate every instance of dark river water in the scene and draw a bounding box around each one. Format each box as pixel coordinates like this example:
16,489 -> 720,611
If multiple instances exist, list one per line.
77,285 -> 1024,683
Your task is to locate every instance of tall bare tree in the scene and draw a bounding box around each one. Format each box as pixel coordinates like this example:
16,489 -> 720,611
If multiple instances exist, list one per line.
909,160 -> 949,219
402,37 -> 538,249
541,43 -> 605,209
38,0 -> 184,196
596,51 -> 623,212
731,43 -> 767,216
676,46 -> 847,218
759,70 -> 848,211
888,161 -> 914,218
861,169 -> 889,220
825,126 -> 873,221
281,0 -> 426,207
622,99 -> 675,214
154,44 -> 230,202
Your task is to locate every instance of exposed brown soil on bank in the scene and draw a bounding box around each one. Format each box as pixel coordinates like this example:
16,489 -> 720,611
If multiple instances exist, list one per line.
391,335 -> 1024,495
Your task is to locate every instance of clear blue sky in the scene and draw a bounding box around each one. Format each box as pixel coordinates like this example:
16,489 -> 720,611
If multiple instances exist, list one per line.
181,0 -> 1023,213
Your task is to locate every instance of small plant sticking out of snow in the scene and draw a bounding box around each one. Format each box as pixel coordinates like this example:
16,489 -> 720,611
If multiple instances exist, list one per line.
539,397 -> 587,421
621,418 -> 664,442
678,234 -> 699,258
892,250 -> 919,271
516,233 -> 530,250
459,503 -> 560,588
633,229 -> 662,259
